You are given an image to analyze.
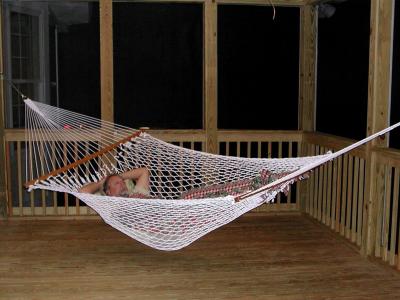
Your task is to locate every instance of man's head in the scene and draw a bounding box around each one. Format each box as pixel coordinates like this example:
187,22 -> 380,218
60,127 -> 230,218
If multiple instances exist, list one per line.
103,174 -> 128,197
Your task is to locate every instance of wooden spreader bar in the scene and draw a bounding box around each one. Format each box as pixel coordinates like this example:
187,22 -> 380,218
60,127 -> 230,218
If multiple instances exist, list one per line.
24,130 -> 142,188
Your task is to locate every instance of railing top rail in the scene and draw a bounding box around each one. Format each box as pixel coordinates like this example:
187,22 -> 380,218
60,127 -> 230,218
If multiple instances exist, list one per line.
373,146 -> 400,168
5,128 -> 304,143
218,130 -> 303,142
303,131 -> 367,159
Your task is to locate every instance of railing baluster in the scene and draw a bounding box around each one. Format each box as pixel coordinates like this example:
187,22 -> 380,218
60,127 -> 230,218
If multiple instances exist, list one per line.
268,142 -> 272,158
317,146 -> 324,221
345,155 -> 353,239
340,154 -> 348,236
52,141 -> 57,216
389,167 -> 399,266
63,142 -> 68,216
326,159 -> 333,227
351,157 -> 360,243
382,166 -> 392,262
331,158 -> 338,231
322,149 -> 328,225
6,142 -> 12,217
308,144 -> 315,216
277,142 -> 283,204
313,145 -> 320,219
375,164 -> 386,258
335,156 -> 342,233
357,158 -> 365,247
17,141 -> 23,216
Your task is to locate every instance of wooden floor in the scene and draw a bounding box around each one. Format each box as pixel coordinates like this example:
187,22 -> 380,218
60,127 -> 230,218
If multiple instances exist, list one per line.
1,214 -> 400,300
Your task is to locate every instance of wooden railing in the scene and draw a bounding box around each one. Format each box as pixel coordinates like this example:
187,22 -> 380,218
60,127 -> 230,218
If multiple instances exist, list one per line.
4,128 -> 400,270
372,147 -> 400,268
303,132 -> 400,271
4,129 -> 303,218
218,130 -> 302,212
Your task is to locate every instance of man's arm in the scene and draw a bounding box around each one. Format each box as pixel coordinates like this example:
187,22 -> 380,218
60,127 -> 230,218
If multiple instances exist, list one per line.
120,167 -> 150,191
79,178 -> 106,194
78,167 -> 150,194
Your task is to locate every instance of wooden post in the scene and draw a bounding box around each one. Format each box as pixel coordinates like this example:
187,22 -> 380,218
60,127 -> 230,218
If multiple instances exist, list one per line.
361,0 -> 394,257
204,0 -> 218,154
298,5 -> 317,212
100,0 -> 114,123
0,3 -> 6,219
298,5 -> 317,133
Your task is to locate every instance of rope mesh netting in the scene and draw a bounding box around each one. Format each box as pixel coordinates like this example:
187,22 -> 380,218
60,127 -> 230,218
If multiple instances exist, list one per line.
24,99 -> 400,250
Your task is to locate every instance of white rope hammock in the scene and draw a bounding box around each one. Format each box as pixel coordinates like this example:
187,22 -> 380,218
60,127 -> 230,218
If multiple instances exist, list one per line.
24,99 -> 400,250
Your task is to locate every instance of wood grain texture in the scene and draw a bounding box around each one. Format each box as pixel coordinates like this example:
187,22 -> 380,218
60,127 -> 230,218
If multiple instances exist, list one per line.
216,0 -> 305,5
1,215 -> 400,299
298,5 -> 318,216
298,5 -> 317,132
363,0 -> 394,257
204,0 -> 218,154
0,2 -> 7,219
100,0 -> 114,123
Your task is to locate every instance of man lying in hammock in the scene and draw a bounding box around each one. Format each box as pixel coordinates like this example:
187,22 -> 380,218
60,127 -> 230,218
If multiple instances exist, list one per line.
79,167 -> 293,200
79,168 -> 153,198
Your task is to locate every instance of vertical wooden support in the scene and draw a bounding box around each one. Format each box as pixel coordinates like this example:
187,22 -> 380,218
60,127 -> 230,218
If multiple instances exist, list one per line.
298,5 -> 317,212
361,0 -> 394,257
204,0 -> 218,154
298,5 -> 317,132
0,4 -> 7,219
100,0 -> 114,123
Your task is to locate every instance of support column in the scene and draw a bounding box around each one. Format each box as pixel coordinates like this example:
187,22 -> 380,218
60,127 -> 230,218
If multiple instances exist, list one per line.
100,0 -> 114,123
298,5 -> 317,212
362,0 -> 394,257
0,3 -> 7,219
204,0 -> 218,154
298,5 -> 317,133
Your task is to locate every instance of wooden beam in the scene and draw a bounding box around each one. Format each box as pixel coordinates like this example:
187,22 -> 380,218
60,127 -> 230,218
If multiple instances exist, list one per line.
204,0 -> 218,154
216,0 -> 305,5
298,5 -> 317,213
100,0 -> 114,123
112,0 -> 307,5
0,4 -> 7,219
362,0 -> 394,257
298,5 -> 317,132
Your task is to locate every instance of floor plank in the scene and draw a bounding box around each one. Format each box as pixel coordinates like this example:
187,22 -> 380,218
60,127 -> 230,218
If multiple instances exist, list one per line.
1,214 -> 399,299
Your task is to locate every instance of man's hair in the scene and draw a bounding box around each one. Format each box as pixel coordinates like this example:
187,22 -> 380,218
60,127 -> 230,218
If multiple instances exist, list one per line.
103,174 -> 121,194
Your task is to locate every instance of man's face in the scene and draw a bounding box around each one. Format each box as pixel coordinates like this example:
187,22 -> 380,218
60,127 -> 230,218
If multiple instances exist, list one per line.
106,175 -> 128,197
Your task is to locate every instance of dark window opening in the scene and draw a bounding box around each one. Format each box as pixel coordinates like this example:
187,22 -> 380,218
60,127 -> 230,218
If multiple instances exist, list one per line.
218,5 -> 299,130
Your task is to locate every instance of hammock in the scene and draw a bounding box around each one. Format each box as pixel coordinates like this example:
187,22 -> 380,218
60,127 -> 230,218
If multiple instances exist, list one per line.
24,99 -> 400,251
